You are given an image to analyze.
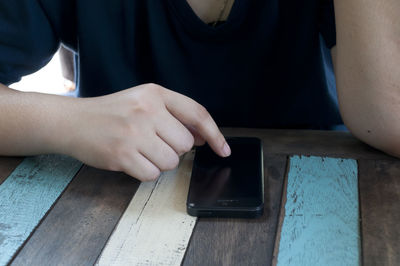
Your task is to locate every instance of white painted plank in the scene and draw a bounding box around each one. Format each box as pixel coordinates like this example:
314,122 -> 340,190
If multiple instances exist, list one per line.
97,151 -> 197,266
277,155 -> 360,266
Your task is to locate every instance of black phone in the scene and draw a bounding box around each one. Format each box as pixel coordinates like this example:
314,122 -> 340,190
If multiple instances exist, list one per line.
186,137 -> 264,218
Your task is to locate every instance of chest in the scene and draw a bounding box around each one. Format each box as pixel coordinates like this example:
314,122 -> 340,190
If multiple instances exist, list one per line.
186,0 -> 235,24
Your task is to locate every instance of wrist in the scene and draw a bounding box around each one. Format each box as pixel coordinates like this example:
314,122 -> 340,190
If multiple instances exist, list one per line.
26,92 -> 80,156
47,95 -> 83,157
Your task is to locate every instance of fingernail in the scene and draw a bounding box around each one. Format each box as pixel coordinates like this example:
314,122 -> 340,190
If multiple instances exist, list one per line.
222,142 -> 231,157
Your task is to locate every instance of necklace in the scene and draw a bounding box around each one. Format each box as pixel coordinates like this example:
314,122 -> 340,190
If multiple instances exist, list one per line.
212,0 -> 230,27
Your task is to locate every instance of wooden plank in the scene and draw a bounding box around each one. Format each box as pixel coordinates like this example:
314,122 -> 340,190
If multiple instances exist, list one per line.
96,151 -> 196,266
0,157 -> 24,185
182,155 -> 288,266
0,155 -> 82,266
359,159 -> 400,266
222,128 -> 393,160
276,156 -> 360,266
11,166 -> 139,266
272,155 -> 289,266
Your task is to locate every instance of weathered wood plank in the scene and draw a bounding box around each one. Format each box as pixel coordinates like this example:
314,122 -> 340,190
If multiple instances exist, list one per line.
359,159 -> 400,266
182,155 -> 287,266
272,156 -> 289,266
276,156 -> 360,266
0,155 -> 82,265
0,157 -> 23,185
11,166 -> 139,266
222,128 -> 393,160
96,151 -> 196,266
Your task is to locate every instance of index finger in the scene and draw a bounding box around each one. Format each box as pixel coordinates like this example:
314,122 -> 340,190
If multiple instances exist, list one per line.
161,88 -> 231,157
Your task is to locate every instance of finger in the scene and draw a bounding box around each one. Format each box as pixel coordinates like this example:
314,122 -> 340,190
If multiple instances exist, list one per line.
186,125 -> 206,146
155,113 -> 195,155
161,89 -> 230,157
138,134 -> 180,171
121,152 -> 161,181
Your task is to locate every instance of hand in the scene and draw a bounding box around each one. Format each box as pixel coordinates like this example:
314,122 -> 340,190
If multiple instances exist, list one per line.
63,83 -> 231,181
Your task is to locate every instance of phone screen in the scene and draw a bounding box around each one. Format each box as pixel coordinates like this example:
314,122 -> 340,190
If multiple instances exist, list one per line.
187,137 -> 263,211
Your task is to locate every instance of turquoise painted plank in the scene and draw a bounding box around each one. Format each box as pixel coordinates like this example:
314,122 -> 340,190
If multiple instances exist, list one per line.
277,156 -> 360,266
0,155 -> 82,265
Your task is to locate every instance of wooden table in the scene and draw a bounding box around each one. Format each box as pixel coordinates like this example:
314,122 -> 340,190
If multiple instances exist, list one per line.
0,129 -> 399,266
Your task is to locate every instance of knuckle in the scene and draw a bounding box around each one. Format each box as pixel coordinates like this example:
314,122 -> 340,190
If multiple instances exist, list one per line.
170,154 -> 180,169
142,167 -> 161,182
179,136 -> 195,154
160,154 -> 180,171
129,88 -> 165,116
146,83 -> 163,94
128,84 -> 166,119
130,99 -> 156,116
194,104 -> 210,124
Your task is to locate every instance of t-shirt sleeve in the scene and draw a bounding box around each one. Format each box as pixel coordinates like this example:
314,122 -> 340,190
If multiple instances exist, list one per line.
0,0 -> 60,85
318,0 -> 336,49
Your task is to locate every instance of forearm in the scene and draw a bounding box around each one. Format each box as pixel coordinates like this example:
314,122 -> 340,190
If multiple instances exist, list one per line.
334,0 -> 400,156
0,83 -> 74,156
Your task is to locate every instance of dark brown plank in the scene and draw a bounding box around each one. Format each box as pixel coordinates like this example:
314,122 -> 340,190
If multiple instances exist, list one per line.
359,159 -> 400,266
11,166 -> 140,266
0,157 -> 24,185
222,128 -> 394,160
182,155 -> 287,266
272,156 -> 289,266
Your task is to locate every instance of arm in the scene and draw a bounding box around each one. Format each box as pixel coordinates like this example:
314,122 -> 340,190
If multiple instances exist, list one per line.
0,83 -> 230,181
332,0 -> 400,156
0,1 -> 230,181
0,83 -> 75,155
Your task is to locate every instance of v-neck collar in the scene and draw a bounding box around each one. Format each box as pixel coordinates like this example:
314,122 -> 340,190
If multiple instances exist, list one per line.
167,0 -> 250,39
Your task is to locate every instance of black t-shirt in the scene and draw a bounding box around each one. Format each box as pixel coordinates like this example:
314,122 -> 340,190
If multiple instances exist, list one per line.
0,0 -> 342,128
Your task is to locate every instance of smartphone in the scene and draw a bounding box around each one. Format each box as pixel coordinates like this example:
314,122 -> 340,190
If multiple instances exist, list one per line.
187,137 -> 264,218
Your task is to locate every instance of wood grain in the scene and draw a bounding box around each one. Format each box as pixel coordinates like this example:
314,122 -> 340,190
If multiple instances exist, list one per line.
96,152 -> 196,266
222,128 -> 393,160
276,156 -> 360,266
0,155 -> 82,266
0,157 -> 23,185
272,156 -> 289,266
11,166 -> 139,266
182,155 -> 287,266
359,159 -> 400,266
2,129 -> 395,265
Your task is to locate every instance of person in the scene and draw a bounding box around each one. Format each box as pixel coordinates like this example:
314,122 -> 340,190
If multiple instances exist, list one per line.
0,0 -> 399,181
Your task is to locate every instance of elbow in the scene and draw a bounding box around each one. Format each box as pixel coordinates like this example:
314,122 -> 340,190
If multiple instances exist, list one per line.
339,92 -> 400,159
